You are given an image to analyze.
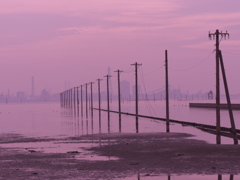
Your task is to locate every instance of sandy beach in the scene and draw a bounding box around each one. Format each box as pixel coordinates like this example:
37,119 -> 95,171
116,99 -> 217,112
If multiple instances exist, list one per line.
0,132 -> 240,179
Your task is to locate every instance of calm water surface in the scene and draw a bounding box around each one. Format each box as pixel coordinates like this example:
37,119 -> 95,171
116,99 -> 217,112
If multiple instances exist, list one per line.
1,100 -> 240,179
0,100 -> 240,143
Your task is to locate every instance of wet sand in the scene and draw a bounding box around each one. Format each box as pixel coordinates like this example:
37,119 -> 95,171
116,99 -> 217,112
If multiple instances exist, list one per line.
0,132 -> 240,179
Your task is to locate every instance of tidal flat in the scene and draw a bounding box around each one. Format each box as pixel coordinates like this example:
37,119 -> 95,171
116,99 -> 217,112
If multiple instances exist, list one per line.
1,132 -> 240,179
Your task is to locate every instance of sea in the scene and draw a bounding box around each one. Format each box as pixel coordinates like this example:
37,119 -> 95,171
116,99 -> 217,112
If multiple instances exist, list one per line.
0,99 -> 240,179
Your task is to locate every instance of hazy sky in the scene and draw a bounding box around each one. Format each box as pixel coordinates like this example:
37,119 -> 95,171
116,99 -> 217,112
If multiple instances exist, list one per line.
1,0 -> 240,96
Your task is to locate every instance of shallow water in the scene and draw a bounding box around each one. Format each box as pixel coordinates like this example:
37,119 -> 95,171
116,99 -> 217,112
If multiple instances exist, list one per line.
0,139 -> 118,161
0,100 -> 240,144
1,101 -> 240,179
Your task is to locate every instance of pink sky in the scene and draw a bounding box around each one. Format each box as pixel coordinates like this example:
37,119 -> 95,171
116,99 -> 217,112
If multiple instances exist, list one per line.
1,0 -> 240,96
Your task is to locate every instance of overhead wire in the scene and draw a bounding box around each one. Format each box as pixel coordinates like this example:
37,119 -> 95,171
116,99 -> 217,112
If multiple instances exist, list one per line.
169,50 -> 215,71
139,66 -> 160,117
123,65 -> 134,73
139,67 -> 154,116
223,51 -> 240,56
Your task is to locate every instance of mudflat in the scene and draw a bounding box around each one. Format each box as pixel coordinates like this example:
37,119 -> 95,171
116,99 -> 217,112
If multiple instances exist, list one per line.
0,132 -> 240,179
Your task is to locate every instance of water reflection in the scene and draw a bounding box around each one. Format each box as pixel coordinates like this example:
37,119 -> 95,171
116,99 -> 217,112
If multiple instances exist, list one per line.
1,101 -> 239,143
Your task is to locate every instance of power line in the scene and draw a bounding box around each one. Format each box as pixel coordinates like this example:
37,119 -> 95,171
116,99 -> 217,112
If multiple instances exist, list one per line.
169,50 -> 215,71
223,51 -> 240,56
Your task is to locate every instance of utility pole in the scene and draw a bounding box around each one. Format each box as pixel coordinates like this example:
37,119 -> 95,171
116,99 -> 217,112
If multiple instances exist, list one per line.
209,29 -> 229,144
85,83 -> 88,119
88,82 -> 94,117
131,62 -> 142,133
74,87 -> 76,116
68,90 -> 70,108
219,50 -> 238,144
70,89 -> 73,108
77,87 -> 79,116
81,85 -> 83,117
65,90 -> 68,108
65,91 -> 67,108
64,91 -> 66,108
105,74 -> 111,133
69,89 -> 71,108
74,87 -> 76,110
96,78 -> 102,133
114,69 -> 123,133
77,87 -> 79,106
165,50 -> 170,133
67,90 -> 69,108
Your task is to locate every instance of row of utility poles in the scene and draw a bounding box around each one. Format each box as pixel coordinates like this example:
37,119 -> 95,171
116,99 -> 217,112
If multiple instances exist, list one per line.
60,29 -> 237,145
60,52 -> 170,134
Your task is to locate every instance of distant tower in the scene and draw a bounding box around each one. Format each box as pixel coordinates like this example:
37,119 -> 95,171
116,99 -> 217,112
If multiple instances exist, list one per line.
64,81 -> 67,90
31,76 -> 35,97
68,81 -> 70,89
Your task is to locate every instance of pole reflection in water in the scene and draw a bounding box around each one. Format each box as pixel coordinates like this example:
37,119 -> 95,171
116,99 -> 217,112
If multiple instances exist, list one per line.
77,103 -> 80,119
81,117 -> 84,135
91,115 -> 94,135
77,87 -> 79,117
218,174 -> 222,180
73,87 -> 76,117
77,117 -> 80,136
81,85 -> 83,118
97,78 -> 102,134
86,83 -> 88,119
86,117 -> 89,135
99,114 -> 102,134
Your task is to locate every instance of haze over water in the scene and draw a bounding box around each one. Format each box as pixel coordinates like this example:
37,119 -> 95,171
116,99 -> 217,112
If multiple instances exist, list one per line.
1,1 -> 240,179
1,100 -> 239,144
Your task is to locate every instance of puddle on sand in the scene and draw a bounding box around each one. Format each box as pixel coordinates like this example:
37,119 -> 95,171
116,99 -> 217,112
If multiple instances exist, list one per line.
0,140 -> 119,161
118,174 -> 239,180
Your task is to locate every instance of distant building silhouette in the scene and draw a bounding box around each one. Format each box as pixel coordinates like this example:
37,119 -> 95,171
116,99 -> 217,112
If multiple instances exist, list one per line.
208,90 -> 214,100
120,80 -> 130,100
16,91 -> 27,101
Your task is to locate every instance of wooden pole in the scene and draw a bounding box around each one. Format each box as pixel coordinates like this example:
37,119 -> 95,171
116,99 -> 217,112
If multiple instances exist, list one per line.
215,30 -> 221,145
105,75 -> 111,133
68,90 -> 70,108
74,87 -> 76,110
135,63 -> 139,133
97,79 -> 102,133
77,87 -> 79,116
165,50 -> 170,132
115,70 -> 123,133
131,62 -> 141,133
85,83 -> 88,119
90,82 -> 93,117
81,85 -> 83,117
209,29 -> 221,144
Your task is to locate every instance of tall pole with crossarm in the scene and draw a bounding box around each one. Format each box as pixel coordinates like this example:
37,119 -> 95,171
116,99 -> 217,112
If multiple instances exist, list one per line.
131,62 -> 142,133
114,69 -> 123,133
209,29 -> 229,145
